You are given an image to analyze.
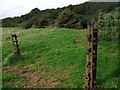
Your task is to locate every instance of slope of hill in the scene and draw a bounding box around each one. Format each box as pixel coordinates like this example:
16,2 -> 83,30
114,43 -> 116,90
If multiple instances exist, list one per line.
2,2 -> 120,29
2,28 -> 118,88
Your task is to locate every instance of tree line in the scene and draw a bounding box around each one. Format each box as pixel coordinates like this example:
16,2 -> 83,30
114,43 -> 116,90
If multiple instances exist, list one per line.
2,2 -> 120,30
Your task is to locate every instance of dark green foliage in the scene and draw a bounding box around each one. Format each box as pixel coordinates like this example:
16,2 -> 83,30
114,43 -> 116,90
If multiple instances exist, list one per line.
2,2 -> 120,29
56,8 -> 75,28
22,19 -> 34,29
32,18 -> 49,28
2,17 -> 16,27
97,7 -> 119,42
30,8 -> 40,14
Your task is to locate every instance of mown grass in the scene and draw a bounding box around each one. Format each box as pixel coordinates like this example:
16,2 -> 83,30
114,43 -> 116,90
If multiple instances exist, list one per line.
2,27 -> 118,88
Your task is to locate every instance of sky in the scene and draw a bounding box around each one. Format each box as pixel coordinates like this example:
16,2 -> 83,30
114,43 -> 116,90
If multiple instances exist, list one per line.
0,0 -> 89,19
0,0 -> 119,19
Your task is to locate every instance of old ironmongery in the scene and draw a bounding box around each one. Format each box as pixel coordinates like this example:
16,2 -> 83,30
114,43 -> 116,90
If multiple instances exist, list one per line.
83,22 -> 98,88
11,34 -> 20,55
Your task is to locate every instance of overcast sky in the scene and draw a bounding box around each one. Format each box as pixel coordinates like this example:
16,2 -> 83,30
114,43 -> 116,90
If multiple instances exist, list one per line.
0,0 -> 89,19
0,0 -> 119,19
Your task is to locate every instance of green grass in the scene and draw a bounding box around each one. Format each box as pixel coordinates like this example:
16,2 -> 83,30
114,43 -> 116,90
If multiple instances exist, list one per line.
2,27 -> 118,88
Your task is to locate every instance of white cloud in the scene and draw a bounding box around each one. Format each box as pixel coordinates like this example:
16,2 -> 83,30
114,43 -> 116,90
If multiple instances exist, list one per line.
0,0 -> 88,19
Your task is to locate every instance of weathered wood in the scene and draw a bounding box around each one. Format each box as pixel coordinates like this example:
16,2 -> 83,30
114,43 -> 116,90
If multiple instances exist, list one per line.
83,22 -> 98,88
11,34 -> 20,56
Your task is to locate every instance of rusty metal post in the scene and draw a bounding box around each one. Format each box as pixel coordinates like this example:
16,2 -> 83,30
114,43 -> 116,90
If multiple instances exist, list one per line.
11,34 -> 20,56
83,22 -> 98,88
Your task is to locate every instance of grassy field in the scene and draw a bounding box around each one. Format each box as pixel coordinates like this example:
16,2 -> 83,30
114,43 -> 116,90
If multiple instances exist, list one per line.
2,27 -> 118,88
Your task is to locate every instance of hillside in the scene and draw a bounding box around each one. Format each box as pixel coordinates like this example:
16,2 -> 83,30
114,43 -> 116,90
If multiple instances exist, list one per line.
2,28 -> 118,88
1,1 -> 119,88
2,2 -> 120,29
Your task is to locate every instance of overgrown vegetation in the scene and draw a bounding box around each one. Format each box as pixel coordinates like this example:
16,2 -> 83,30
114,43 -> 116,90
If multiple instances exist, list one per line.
97,7 -> 119,42
2,2 -> 120,29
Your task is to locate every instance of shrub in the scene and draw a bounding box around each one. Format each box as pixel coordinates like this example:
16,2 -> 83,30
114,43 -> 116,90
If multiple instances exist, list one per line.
97,7 -> 119,42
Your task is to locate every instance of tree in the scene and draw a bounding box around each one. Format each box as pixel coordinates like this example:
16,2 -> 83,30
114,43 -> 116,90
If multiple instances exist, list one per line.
56,8 -> 75,28
22,19 -> 34,29
33,18 -> 49,28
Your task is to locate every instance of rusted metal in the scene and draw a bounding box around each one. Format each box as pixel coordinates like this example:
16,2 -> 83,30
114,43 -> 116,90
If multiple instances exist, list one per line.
11,34 -> 20,56
83,22 -> 98,88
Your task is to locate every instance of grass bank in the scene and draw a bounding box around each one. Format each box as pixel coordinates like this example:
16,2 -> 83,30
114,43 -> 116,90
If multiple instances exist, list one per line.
2,27 -> 118,88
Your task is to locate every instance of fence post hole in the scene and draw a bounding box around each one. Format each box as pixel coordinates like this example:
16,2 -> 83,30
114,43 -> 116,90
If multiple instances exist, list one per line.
11,34 -> 20,56
83,22 -> 98,88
